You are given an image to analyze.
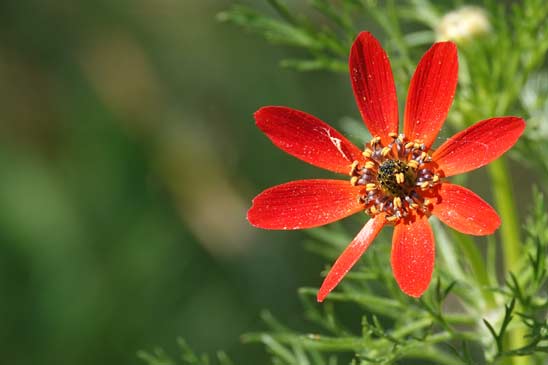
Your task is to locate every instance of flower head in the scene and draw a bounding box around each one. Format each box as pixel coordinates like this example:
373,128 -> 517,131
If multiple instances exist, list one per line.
247,32 -> 525,301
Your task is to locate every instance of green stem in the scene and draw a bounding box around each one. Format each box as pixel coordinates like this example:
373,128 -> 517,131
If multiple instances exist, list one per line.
487,157 -> 521,273
392,318 -> 432,338
487,157 -> 530,365
404,345 -> 461,365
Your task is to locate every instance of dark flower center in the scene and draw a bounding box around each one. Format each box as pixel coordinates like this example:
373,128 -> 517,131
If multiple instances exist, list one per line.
378,159 -> 415,196
349,133 -> 441,223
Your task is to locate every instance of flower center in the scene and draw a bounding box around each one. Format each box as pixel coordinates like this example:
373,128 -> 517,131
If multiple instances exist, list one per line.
349,133 -> 441,223
378,159 -> 415,196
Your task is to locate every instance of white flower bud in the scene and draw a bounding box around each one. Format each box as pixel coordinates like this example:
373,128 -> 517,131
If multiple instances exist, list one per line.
436,6 -> 491,43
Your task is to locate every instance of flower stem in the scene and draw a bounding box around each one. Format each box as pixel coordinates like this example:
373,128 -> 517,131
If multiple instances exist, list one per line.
487,157 -> 521,273
487,157 -> 530,365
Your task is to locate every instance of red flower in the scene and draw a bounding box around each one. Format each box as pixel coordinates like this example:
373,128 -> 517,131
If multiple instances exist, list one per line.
247,32 -> 525,301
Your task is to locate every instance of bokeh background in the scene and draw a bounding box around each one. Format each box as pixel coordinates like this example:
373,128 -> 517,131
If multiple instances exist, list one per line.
0,1 -> 359,364
0,1 -> 541,365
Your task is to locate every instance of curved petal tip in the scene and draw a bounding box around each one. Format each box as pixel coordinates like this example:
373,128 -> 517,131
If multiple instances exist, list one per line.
317,215 -> 385,302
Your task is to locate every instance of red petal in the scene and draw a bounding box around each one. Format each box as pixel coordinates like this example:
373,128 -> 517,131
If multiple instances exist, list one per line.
430,183 -> 500,235
247,179 -> 363,230
317,214 -> 385,302
432,117 -> 525,177
404,42 -> 458,148
350,32 -> 399,144
391,215 -> 435,297
255,106 -> 364,174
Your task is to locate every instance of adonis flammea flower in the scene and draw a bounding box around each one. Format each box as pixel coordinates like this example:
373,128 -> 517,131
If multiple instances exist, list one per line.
247,32 -> 525,301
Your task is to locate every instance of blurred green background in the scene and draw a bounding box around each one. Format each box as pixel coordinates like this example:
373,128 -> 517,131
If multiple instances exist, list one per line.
2,1 -> 541,364
0,1 -> 362,364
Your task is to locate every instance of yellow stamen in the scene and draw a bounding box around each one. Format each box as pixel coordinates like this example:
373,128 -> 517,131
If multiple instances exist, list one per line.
349,160 -> 359,176
405,142 -> 414,149
366,183 -> 377,191
420,181 -> 430,189
381,146 -> 392,157
386,215 -> 398,222
370,136 -> 381,146
350,176 -> 359,186
365,161 -> 376,170
432,175 -> 440,183
393,197 -> 402,209
388,132 -> 398,139
408,160 -> 419,169
396,172 -> 405,184
362,148 -> 373,158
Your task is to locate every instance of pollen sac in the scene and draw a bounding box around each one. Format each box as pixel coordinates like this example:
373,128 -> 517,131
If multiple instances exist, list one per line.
350,134 -> 441,223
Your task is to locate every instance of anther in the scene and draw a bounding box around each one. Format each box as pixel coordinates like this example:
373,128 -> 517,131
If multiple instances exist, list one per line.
381,146 -> 392,157
419,181 -> 430,189
386,215 -> 398,222
365,161 -> 376,169
408,160 -> 419,169
432,175 -> 440,183
349,160 -> 359,176
350,176 -> 359,186
395,172 -> 405,184
393,197 -> 402,209
366,183 -> 377,191
362,148 -> 373,158
370,136 -> 381,146
388,132 -> 398,139
405,142 -> 414,149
